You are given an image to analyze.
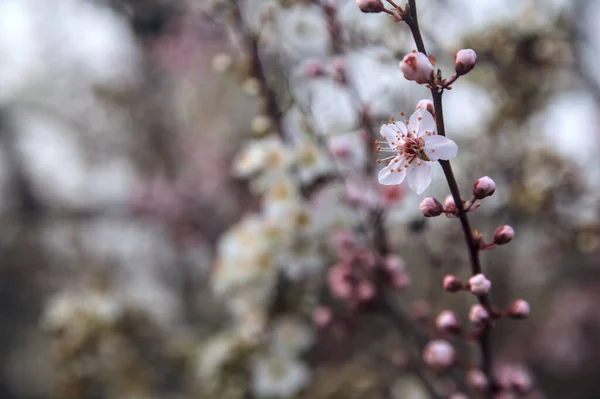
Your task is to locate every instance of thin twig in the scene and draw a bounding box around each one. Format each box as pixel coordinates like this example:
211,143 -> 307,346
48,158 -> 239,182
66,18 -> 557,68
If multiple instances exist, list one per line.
405,0 -> 497,393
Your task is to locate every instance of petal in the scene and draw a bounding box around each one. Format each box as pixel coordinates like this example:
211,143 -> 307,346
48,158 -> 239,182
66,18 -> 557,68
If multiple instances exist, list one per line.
409,108 -> 436,137
407,161 -> 432,194
393,121 -> 409,136
380,123 -> 407,146
423,135 -> 458,161
378,156 -> 408,186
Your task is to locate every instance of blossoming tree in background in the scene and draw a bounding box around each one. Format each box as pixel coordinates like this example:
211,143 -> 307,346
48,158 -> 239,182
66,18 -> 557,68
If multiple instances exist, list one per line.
15,0 -> 600,399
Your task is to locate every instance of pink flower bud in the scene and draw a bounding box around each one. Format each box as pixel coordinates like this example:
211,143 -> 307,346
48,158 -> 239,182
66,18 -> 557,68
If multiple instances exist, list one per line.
358,281 -> 375,300
510,367 -> 533,394
435,310 -> 461,333
328,265 -> 352,299
411,300 -> 431,322
416,99 -> 435,117
508,299 -> 530,319
473,176 -> 496,199
304,59 -> 325,78
467,368 -> 489,390
313,306 -> 332,327
420,197 -> 443,217
355,0 -> 385,13
444,195 -> 458,214
333,230 -> 357,253
497,364 -> 533,394
455,49 -> 477,76
385,255 -> 411,289
423,339 -> 455,368
469,304 -> 490,324
468,273 -> 491,296
399,52 -> 434,84
494,225 -> 515,245
384,255 -> 406,272
443,274 -> 464,292
390,272 -> 411,289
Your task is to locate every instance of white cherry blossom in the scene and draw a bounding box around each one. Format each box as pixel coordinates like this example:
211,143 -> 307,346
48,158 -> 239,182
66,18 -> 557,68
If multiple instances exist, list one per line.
377,108 -> 458,194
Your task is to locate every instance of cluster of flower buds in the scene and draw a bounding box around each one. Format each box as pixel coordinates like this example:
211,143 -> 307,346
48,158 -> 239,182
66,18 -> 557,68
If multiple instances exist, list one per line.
422,176 -> 495,220
327,232 -> 411,309
397,48 -> 477,89
419,194 -> 480,218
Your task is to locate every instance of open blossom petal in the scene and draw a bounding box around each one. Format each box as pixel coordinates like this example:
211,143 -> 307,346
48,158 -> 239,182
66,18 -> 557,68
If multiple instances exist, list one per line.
409,108 -> 436,137
407,161 -> 431,194
424,135 -> 458,161
380,122 -> 407,146
378,156 -> 407,185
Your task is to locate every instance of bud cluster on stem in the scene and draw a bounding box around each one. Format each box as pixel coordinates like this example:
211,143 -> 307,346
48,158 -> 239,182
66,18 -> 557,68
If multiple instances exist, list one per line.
352,0 -> 531,394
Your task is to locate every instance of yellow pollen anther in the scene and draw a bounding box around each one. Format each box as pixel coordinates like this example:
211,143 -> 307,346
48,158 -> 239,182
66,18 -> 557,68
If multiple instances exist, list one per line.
418,117 -> 422,121
400,112 -> 405,116
377,159 -> 382,163
390,168 -> 395,172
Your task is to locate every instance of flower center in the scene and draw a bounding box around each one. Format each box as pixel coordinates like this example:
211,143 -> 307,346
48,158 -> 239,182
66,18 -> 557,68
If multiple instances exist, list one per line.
402,136 -> 424,158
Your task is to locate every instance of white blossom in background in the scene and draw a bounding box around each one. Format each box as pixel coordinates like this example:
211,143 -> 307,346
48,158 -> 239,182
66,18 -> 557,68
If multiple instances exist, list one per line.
270,317 -> 315,356
344,48 -> 408,117
0,0 -> 142,209
328,131 -> 368,172
0,0 -> 139,110
212,214 -> 280,296
275,4 -> 330,63
42,289 -> 123,331
195,332 -> 245,384
304,79 -> 359,135
277,238 -> 323,280
233,136 -> 292,179
251,354 -> 311,398
377,108 -> 458,194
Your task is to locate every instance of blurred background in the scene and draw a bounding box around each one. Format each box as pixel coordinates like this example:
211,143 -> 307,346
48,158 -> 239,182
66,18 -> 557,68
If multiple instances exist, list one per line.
0,0 -> 599,398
